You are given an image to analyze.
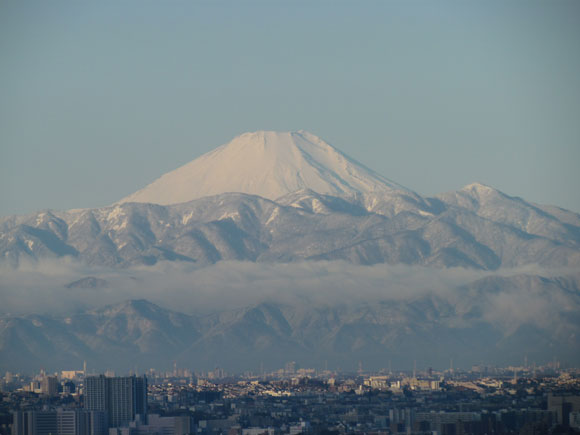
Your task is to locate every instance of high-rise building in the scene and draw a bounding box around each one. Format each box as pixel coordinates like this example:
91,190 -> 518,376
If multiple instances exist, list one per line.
548,394 -> 580,427
41,376 -> 59,397
57,410 -> 87,435
84,376 -> 107,412
87,411 -> 108,435
12,410 -> 106,435
12,411 -> 56,435
84,375 -> 147,428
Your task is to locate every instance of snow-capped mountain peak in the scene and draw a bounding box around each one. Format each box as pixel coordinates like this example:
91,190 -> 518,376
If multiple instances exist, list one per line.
118,131 -> 407,205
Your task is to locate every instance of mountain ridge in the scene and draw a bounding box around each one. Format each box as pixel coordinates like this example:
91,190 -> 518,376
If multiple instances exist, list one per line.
2,185 -> 579,270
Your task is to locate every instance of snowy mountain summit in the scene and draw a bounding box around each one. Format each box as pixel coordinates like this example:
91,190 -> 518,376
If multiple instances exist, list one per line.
119,130 -> 407,205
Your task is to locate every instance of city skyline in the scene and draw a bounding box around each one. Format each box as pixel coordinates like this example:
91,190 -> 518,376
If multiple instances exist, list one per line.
4,364 -> 580,434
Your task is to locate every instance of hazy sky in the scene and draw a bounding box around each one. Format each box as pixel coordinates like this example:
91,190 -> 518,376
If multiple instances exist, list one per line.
1,0 -> 579,216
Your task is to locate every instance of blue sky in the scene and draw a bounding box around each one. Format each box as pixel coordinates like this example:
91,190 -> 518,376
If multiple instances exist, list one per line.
1,0 -> 579,215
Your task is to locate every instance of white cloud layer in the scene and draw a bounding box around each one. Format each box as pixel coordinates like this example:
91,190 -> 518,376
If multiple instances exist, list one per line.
1,259 -> 578,334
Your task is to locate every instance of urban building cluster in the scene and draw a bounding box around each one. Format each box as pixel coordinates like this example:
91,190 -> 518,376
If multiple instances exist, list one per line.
1,363 -> 579,435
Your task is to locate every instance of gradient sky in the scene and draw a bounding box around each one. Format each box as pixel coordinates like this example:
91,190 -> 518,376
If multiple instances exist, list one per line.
1,0 -> 579,216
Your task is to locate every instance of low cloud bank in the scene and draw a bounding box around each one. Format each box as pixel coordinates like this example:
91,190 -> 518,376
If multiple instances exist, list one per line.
0,259 -> 481,314
1,259 -> 578,334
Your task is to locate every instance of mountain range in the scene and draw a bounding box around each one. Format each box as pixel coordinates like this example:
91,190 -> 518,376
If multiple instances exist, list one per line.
1,183 -> 579,270
2,268 -> 579,373
1,131 -> 579,371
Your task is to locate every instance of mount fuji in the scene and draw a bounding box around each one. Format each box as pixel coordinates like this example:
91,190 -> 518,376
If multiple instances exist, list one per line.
118,130 -> 407,205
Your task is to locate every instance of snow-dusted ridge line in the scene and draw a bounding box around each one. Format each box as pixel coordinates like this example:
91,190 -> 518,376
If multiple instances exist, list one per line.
2,181 -> 580,270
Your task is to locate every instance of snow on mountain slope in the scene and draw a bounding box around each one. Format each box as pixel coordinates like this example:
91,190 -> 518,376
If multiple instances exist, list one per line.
118,131 -> 408,205
4,187 -> 579,269
438,182 -> 580,245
